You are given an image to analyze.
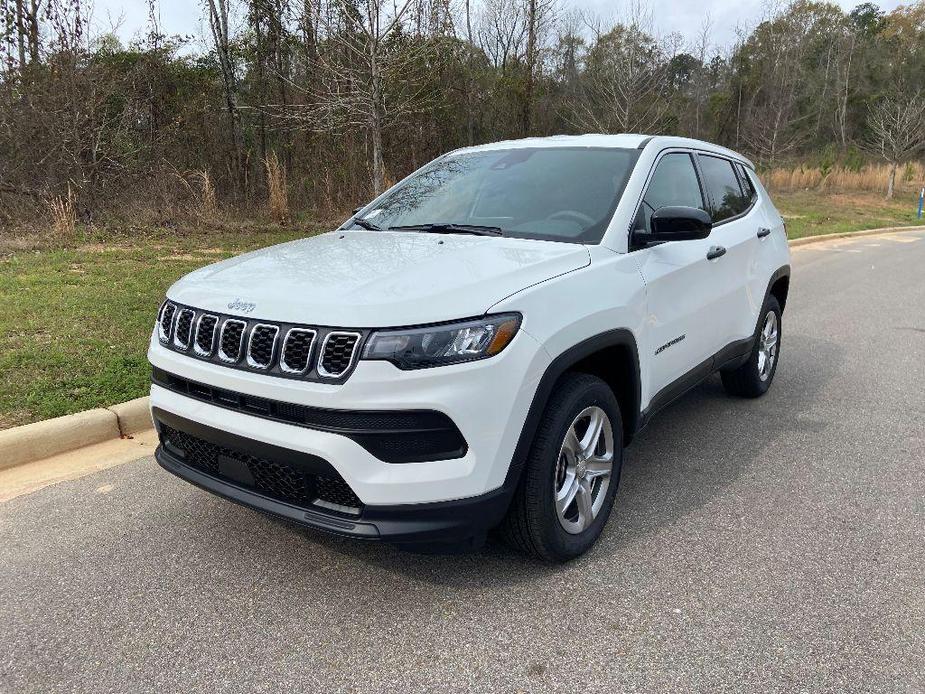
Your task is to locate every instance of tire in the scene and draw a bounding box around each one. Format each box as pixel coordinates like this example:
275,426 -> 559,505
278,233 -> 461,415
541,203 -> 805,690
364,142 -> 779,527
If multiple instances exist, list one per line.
502,373 -> 623,562
721,295 -> 782,398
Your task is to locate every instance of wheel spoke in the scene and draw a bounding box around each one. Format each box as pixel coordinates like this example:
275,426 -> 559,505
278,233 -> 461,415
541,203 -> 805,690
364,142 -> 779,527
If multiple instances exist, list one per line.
579,409 -> 604,458
556,473 -> 579,513
584,454 -> 612,478
562,428 -> 581,459
575,480 -> 594,531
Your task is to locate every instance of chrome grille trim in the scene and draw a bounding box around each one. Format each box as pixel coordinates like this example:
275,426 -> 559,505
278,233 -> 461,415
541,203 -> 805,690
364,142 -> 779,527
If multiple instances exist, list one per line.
157,301 -> 177,343
246,323 -> 280,370
218,319 -> 247,363
193,314 -> 219,357
156,302 -> 368,382
317,331 -> 362,379
172,308 -> 195,350
280,328 -> 317,374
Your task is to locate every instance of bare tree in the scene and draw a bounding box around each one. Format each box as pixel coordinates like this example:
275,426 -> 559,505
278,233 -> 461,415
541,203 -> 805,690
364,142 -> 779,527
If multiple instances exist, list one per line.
521,0 -> 556,135
207,0 -> 245,188
572,6 -> 677,134
865,91 -> 925,199
273,0 -> 432,195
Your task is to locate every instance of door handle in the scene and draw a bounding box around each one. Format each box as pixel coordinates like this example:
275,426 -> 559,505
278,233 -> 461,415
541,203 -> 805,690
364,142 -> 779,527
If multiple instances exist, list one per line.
757,227 -> 772,238
706,245 -> 727,260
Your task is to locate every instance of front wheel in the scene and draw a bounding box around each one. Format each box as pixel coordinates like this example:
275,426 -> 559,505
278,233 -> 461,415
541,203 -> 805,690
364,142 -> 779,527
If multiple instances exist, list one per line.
502,373 -> 623,562
721,295 -> 782,398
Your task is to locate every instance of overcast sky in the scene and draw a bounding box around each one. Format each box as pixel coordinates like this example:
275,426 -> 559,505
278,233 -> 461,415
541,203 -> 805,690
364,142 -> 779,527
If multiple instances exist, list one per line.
90,0 -> 906,54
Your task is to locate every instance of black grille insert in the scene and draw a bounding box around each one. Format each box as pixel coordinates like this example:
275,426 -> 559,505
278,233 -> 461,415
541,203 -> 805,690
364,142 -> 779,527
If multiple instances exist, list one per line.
195,315 -> 218,356
281,329 -> 316,373
219,320 -> 246,362
160,425 -> 362,513
320,333 -> 360,377
158,302 -> 177,342
247,324 -> 278,369
173,309 -> 194,349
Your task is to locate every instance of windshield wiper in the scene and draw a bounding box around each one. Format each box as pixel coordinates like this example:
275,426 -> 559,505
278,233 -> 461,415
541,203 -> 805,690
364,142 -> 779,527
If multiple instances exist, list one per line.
388,223 -> 503,237
351,217 -> 382,231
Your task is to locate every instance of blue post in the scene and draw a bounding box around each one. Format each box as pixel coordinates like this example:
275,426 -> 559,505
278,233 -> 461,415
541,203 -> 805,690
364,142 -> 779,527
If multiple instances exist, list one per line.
919,187 -> 924,219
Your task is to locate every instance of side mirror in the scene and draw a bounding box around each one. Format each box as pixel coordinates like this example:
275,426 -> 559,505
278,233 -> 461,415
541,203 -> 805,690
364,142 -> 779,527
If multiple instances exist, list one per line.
638,206 -> 712,244
352,206 -> 363,215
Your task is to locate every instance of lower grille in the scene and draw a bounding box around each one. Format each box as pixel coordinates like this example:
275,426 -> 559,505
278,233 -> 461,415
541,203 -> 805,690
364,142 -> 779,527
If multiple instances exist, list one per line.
160,425 -> 363,514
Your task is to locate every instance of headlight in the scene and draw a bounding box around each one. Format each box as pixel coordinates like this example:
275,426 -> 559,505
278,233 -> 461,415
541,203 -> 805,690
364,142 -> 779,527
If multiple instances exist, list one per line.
362,313 -> 521,370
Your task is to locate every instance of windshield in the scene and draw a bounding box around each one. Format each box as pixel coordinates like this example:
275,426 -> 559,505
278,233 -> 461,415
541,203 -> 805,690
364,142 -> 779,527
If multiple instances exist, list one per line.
349,147 -> 640,243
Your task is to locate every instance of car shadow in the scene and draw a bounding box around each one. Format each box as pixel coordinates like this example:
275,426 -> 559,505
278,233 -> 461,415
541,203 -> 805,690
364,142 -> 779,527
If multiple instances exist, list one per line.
215,331 -> 841,589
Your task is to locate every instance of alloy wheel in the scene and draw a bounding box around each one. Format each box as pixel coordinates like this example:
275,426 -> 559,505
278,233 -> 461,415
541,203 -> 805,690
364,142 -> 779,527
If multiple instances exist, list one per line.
553,406 -> 615,534
757,310 -> 779,382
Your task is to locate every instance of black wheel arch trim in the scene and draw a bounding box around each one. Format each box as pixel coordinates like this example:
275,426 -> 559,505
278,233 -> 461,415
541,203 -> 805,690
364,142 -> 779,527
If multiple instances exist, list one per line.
765,264 -> 791,311
501,328 -> 641,495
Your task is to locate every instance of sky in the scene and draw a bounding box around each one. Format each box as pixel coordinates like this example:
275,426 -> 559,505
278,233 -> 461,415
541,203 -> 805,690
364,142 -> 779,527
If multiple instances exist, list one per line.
90,0 -> 907,54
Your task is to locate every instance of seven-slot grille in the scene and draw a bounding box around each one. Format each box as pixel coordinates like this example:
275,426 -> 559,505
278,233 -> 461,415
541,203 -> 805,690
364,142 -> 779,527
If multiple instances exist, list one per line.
157,302 -> 365,382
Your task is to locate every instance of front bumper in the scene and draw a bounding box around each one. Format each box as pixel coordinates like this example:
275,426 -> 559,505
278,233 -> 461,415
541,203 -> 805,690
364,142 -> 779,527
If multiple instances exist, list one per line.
148,325 -> 550,506
153,408 -> 514,543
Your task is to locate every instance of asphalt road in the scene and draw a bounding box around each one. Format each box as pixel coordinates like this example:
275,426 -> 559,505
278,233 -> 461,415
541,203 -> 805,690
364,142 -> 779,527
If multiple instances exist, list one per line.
3,231 -> 924,694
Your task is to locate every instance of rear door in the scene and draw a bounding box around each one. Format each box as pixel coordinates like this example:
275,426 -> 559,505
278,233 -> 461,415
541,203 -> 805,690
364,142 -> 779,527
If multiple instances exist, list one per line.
695,154 -> 758,351
631,151 -> 721,407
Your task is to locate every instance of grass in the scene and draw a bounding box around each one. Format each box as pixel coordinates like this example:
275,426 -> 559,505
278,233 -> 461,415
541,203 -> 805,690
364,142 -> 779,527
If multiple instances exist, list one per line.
774,190 -> 923,239
1,190 -> 923,429
0,226 -> 314,429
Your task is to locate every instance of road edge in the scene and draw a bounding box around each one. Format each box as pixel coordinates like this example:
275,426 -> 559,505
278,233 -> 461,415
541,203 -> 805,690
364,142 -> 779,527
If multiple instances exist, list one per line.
0,397 -> 151,471
2,223 -> 924,472
788,224 -> 925,247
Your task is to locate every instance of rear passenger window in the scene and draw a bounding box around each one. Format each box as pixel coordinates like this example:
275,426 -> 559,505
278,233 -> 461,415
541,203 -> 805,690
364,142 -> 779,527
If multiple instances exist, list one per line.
698,155 -> 750,223
634,153 -> 705,232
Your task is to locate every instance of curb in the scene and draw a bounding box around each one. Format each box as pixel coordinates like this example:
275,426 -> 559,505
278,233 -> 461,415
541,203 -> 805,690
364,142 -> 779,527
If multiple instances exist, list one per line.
1,223 -> 922,473
0,397 -> 151,471
788,225 -> 925,247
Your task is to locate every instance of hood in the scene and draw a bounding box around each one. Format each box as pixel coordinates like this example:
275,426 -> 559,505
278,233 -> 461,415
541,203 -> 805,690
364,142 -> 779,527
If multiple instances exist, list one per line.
168,231 -> 590,327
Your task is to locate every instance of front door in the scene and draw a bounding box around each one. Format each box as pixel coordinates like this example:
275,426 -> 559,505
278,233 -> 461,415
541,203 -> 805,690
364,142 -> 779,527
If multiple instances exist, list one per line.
631,151 -> 724,408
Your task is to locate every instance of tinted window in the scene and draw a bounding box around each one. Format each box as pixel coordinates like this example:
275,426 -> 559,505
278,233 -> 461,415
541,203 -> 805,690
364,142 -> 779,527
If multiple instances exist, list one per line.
634,153 -> 705,232
699,155 -> 750,222
353,147 -> 640,244
736,162 -> 758,203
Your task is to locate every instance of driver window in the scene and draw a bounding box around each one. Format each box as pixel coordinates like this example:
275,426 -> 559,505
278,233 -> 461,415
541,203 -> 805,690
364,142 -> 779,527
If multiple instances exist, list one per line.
634,153 -> 706,232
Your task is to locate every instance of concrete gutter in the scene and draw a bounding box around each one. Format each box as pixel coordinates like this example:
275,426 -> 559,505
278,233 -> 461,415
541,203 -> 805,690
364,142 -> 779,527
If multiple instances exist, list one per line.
1,224 -> 923,473
0,397 -> 150,471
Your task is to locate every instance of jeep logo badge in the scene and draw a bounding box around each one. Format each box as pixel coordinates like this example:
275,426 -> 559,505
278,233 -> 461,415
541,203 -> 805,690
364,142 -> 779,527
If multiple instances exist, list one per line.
227,298 -> 256,314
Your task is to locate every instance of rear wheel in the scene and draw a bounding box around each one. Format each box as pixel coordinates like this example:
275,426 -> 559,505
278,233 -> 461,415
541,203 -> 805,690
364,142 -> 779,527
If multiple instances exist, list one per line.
503,373 -> 623,562
721,295 -> 782,398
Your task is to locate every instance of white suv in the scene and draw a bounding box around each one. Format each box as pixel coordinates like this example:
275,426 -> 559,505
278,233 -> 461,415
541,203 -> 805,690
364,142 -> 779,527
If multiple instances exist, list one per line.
149,134 -> 790,561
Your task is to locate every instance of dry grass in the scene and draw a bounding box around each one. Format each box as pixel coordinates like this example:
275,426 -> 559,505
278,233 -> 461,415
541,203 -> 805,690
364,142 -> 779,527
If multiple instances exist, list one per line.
264,151 -> 289,223
762,162 -> 925,195
46,184 -> 76,235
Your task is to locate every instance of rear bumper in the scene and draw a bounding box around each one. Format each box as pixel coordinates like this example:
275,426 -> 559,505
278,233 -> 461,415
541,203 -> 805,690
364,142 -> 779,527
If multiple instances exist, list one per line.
153,409 -> 513,544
